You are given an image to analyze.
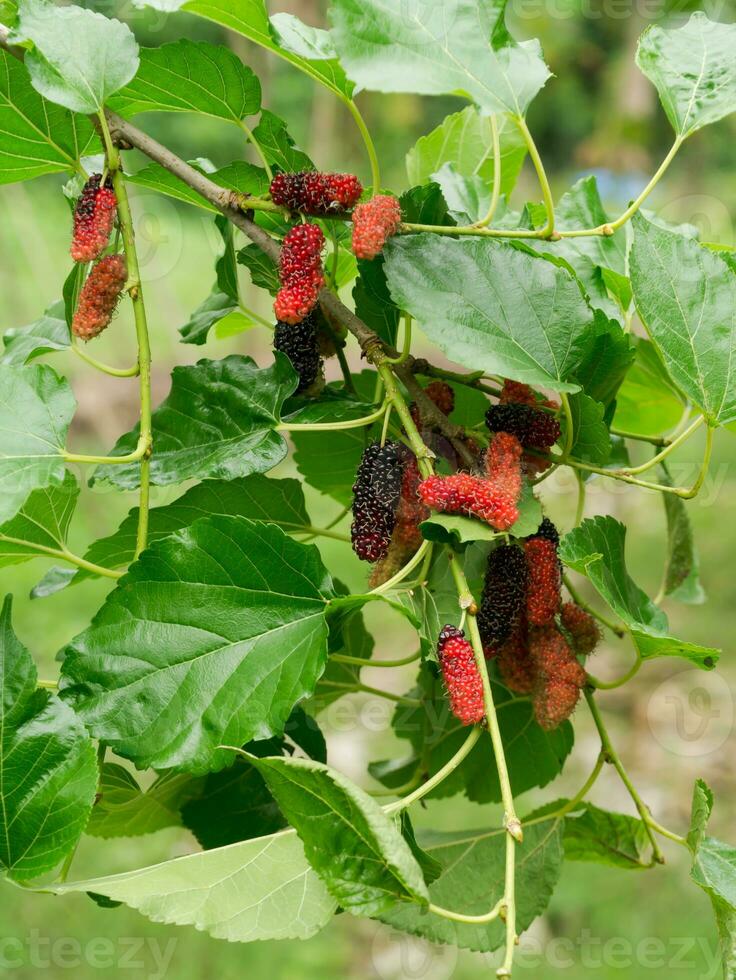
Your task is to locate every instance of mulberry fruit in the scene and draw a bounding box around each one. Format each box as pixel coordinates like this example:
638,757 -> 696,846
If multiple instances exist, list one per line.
72,254 -> 127,341
499,379 -> 559,412
477,544 -> 528,647
418,472 -> 519,530
274,314 -> 323,393
352,195 -> 402,259
484,431 -> 523,504
410,380 -> 455,428
561,602 -> 600,657
275,223 -> 325,324
368,456 -> 427,586
524,537 -> 561,626
530,516 -> 560,547
351,442 -> 407,563
485,403 -> 561,451
529,625 -> 586,730
437,625 -> 485,726
270,171 -> 363,214
70,173 -> 117,263
492,626 -> 537,696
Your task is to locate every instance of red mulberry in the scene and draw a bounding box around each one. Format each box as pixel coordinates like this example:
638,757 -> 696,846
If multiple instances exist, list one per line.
485,403 -> 561,451
270,171 -> 363,214
499,379 -> 559,412
352,195 -> 402,260
524,537 -> 561,626
418,472 -> 519,530
437,625 -> 485,726
351,442 -> 407,563
529,625 -> 586,730
70,174 -> 117,263
368,456 -> 427,586
410,380 -> 455,428
275,223 -> 325,324
274,313 -> 323,393
530,516 -> 560,546
561,602 -> 600,657
492,626 -> 536,695
484,431 -> 523,505
72,254 -> 127,341
477,544 -> 528,647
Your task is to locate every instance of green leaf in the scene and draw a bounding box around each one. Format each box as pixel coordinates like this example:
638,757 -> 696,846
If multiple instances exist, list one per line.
573,311 -> 635,409
631,212 -> 736,425
329,0 -> 550,117
383,235 -> 592,392
86,765 -> 198,839
94,354 -> 296,491
406,106 -> 526,198
0,595 -> 97,881
563,802 -> 650,869
400,812 -> 443,885
178,290 -> 240,346
379,808 -> 564,952
0,50 -> 97,184
250,109 -> 314,173
214,213 -> 238,300
12,0 -> 139,114
352,257 -> 400,347
0,471 -> 77,568
248,754 -> 429,915
660,463 -> 705,604
1,300 -> 69,365
60,517 -> 333,773
559,516 -> 719,669
636,13 -> 736,139
314,603 -> 374,709
127,159 -> 268,213
613,338 -> 685,437
238,243 -> 279,295
565,392 -> 612,466
0,363 -> 74,525
52,828 -> 337,941
372,667 -> 573,805
110,39 -> 260,123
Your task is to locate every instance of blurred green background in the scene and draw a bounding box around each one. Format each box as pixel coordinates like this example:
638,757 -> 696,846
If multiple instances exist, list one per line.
1,1 -> 735,977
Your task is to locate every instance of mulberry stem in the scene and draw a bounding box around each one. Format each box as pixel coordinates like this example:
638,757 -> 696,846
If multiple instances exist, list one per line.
344,97 -> 381,193
385,726 -> 483,814
471,113 -> 502,229
71,338 -> 139,378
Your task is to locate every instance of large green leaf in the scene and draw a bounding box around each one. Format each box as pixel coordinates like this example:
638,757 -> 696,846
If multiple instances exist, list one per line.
406,106 -> 526,198
613,338 -> 685,437
379,808 -> 564,952
94,354 -> 296,491
1,300 -> 69,365
565,392 -> 611,467
559,516 -> 719,669
631,212 -> 736,426
86,765 -> 198,839
563,803 -> 650,870
0,51 -> 97,184
329,0 -> 550,117
0,596 -> 97,881
573,312 -> 635,410
110,39 -> 260,123
251,109 -> 314,173
660,464 -> 705,604
48,475 -> 311,594
12,0 -> 139,114
636,13 -> 736,139
0,471 -> 77,567
52,828 -> 337,941
178,291 -> 249,346
0,363 -> 74,525
249,754 -> 429,916
60,517 -> 333,773
384,235 -> 592,391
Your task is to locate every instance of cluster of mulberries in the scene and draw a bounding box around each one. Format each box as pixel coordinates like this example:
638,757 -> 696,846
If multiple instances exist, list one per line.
274,223 -> 325,325
352,195 -> 402,259
437,625 -> 485,726
529,625 -> 587,730
418,432 -> 523,531
561,602 -> 601,656
274,315 -> 323,394
270,171 -> 363,214
368,456 -> 428,587
487,380 -> 561,476
72,254 -> 127,341
70,174 -> 117,263
350,442 -> 407,563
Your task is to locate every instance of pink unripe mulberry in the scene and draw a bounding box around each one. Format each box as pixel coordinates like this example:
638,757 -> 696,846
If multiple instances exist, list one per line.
71,174 -> 117,263
524,537 -> 561,626
529,625 -> 586,730
352,195 -> 402,259
561,602 -> 601,656
419,472 -> 519,530
437,625 -> 485,726
72,254 -> 127,341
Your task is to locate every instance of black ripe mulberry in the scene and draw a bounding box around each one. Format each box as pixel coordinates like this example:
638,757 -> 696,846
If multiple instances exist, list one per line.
71,173 -> 117,263
351,442 -> 407,563
485,402 -> 561,451
274,313 -> 323,393
530,516 -> 560,546
477,544 -> 528,647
